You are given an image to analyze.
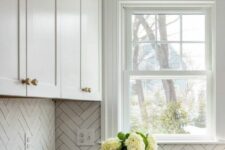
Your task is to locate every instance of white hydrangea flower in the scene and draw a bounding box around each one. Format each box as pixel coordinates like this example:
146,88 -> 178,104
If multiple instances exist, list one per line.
125,133 -> 145,150
146,135 -> 157,150
101,138 -> 121,150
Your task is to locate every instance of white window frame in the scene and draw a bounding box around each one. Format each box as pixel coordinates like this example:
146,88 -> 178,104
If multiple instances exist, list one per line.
102,0 -> 225,144
123,8 -> 213,142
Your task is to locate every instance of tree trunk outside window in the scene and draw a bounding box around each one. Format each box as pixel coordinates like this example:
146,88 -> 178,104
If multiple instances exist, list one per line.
132,15 -> 177,128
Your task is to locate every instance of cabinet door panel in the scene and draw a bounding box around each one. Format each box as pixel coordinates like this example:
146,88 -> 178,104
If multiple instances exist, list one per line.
0,0 -> 26,96
27,0 -> 60,97
58,0 -> 82,99
59,0 -> 101,100
81,0 -> 101,100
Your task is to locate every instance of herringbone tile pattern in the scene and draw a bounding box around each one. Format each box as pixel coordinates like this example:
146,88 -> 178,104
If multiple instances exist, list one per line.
0,97 -> 55,150
55,101 -> 101,150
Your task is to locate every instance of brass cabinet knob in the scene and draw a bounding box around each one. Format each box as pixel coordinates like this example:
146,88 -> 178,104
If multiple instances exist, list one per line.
31,79 -> 38,86
21,78 -> 31,85
81,87 -> 91,93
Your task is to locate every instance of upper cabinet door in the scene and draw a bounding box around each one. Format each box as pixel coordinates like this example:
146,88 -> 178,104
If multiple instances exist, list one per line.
58,0 -> 82,99
60,0 -> 102,100
26,0 -> 60,97
0,0 -> 26,96
81,0 -> 102,100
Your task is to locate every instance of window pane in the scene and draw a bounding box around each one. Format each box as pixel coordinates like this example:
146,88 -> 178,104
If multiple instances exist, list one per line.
157,43 -> 181,70
132,15 -> 156,42
157,15 -> 180,41
182,15 -> 205,41
182,43 -> 205,70
129,78 -> 207,135
132,43 -> 181,70
132,43 -> 158,70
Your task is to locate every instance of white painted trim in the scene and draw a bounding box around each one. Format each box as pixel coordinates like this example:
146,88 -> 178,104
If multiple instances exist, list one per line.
102,0 -> 121,139
119,0 -> 215,5
120,1 -> 214,8
157,140 -> 225,144
215,0 -> 225,141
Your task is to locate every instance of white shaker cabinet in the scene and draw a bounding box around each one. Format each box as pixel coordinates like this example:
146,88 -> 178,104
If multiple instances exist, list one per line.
0,0 -> 60,98
59,0 -> 102,100
0,0 -> 100,100
0,0 -> 26,96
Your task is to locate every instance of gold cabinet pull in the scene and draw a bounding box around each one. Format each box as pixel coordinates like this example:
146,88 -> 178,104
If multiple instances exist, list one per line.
81,87 -> 91,93
21,78 -> 31,85
31,79 -> 38,86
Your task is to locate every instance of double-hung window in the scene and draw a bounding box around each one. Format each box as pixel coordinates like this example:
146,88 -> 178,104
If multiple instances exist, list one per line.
123,8 -> 212,140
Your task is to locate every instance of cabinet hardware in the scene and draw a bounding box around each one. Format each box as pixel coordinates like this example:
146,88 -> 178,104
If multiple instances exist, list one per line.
21,78 -> 31,85
31,79 -> 38,86
81,87 -> 91,93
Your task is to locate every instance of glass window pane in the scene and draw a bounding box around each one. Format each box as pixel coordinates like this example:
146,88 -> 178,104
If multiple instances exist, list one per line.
132,43 -> 158,70
129,78 -> 207,135
157,43 -> 181,70
132,15 -> 156,42
157,15 -> 180,41
182,43 -> 205,70
182,15 -> 205,41
132,43 -> 181,70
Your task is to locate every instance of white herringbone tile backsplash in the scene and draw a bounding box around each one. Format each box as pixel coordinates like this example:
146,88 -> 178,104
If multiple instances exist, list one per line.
0,98 -> 225,150
0,97 -> 55,150
55,101 -> 101,150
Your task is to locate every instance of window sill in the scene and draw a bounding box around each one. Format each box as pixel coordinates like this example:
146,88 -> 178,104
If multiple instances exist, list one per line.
157,140 -> 225,145
98,140 -> 225,145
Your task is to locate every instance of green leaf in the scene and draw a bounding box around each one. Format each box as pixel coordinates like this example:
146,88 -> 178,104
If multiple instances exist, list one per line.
125,133 -> 130,140
117,132 -> 126,141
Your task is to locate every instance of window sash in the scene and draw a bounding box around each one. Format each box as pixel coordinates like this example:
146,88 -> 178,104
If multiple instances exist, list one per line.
122,8 -> 213,139
122,71 -> 213,138
125,9 -> 210,71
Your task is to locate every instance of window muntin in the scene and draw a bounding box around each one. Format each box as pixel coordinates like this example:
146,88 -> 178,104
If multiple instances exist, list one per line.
124,10 -> 211,136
